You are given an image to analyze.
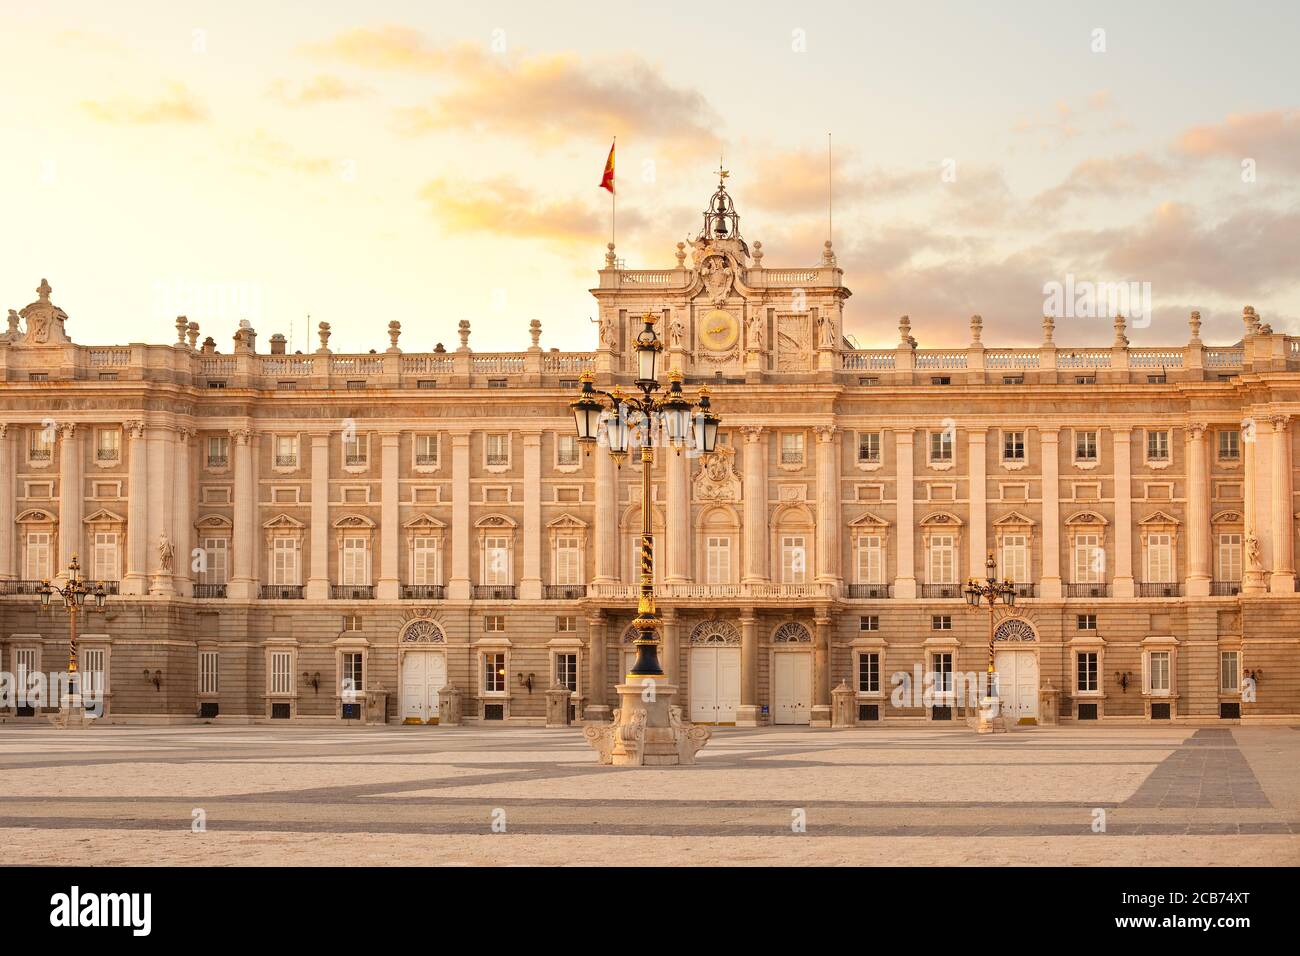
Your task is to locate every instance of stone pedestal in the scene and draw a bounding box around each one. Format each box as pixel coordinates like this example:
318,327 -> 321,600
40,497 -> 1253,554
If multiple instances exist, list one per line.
48,696 -> 97,729
438,685 -> 462,726
831,680 -> 855,727
1038,680 -> 1060,726
810,704 -> 832,728
583,703 -> 611,723
545,687 -> 572,728
363,689 -> 388,725
583,680 -> 710,767
735,704 -> 760,727
974,696 -> 1008,735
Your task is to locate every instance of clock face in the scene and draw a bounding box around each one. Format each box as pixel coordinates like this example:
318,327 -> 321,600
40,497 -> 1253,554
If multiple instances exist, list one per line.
698,309 -> 739,351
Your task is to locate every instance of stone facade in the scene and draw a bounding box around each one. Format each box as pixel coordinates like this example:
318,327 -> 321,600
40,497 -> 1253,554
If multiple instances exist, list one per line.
1,184 -> 1298,727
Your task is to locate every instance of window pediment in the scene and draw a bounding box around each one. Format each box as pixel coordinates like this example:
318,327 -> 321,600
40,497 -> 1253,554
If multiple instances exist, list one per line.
1211,510 -> 1243,525
403,512 -> 447,531
333,514 -> 376,529
1138,510 -> 1181,528
1064,510 -> 1108,527
920,511 -> 963,527
993,511 -> 1036,528
475,513 -> 518,529
83,508 -> 125,526
849,511 -> 890,529
16,508 -> 56,524
195,513 -> 233,531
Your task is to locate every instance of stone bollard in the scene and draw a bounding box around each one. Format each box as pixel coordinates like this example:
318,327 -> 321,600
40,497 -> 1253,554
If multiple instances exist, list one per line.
831,680 -> 856,727
438,685 -> 462,726
545,687 -> 572,727
1038,680 -> 1060,726
363,688 -> 388,725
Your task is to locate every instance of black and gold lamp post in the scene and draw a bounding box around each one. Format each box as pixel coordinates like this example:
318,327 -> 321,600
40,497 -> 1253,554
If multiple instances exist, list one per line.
570,314 -> 719,682
38,555 -> 107,709
964,551 -> 1016,725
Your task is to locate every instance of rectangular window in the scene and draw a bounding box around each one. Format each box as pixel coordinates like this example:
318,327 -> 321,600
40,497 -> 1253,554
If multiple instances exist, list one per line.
857,431 -> 881,464
342,614 -> 362,632
928,534 -> 956,584
92,532 -> 119,581
1148,651 -> 1171,695
270,651 -> 293,695
415,434 -> 439,467
1145,533 -> 1173,583
274,434 -> 298,468
25,532 -> 51,581
271,538 -> 300,585
705,536 -> 731,585
1002,430 -> 1025,463
206,435 -> 229,467
1077,652 -> 1098,693
780,433 -> 805,465
1000,534 -> 1028,583
1146,429 -> 1170,462
483,615 -> 505,633
411,537 -> 440,586
556,615 -> 577,633
859,615 -> 879,631
931,653 -> 954,694
341,537 -> 369,585
81,648 -> 106,698
1074,430 -> 1098,463
929,430 -> 954,463
1077,613 -> 1098,630
780,535 -> 807,584
857,652 -> 880,694
1217,533 -> 1242,582
555,653 -> 578,692
341,652 -> 363,695
1217,430 -> 1240,462
485,434 -> 510,467
556,434 -> 580,466
554,536 -> 581,586
1074,533 -> 1103,583
342,432 -> 367,467
856,535 -> 884,584
483,536 -> 510,585
95,429 -> 120,462
29,429 -> 53,462
1220,651 -> 1239,693
199,651 -> 219,695
483,652 -> 506,693
201,537 -> 229,585
931,615 -> 952,630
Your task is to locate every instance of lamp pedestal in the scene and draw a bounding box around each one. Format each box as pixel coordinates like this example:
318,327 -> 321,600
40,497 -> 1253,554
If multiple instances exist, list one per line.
583,679 -> 710,766
974,696 -> 1007,735
48,695 -> 97,730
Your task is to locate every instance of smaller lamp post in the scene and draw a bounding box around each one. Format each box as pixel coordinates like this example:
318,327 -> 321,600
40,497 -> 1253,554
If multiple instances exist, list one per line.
38,555 -> 107,724
963,551 -> 1015,733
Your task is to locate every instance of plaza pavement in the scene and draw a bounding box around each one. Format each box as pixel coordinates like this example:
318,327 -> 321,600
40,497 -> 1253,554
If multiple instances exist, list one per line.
0,723 -> 1297,866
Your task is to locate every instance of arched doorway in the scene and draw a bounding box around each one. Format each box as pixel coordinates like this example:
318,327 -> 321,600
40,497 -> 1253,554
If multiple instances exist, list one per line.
399,619 -> 447,724
993,619 -> 1038,724
689,620 -> 741,724
770,622 -> 813,725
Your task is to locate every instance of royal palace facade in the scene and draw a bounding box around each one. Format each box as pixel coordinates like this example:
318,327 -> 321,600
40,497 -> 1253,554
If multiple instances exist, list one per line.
2,185 -> 1299,728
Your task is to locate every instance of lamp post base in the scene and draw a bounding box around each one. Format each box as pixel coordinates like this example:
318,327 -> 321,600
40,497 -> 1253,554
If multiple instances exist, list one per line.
973,696 -> 1008,735
583,681 -> 710,766
48,696 -> 98,730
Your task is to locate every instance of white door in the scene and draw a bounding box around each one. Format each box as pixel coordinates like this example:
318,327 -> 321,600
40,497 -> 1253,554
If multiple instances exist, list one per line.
689,646 -> 741,724
994,649 -> 1039,723
773,653 -> 812,725
401,651 -> 447,724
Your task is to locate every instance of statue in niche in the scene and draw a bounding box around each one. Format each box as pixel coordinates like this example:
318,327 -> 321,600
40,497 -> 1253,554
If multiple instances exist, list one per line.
157,532 -> 175,572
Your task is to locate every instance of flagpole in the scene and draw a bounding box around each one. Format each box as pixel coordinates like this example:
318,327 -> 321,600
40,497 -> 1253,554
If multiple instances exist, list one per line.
827,131 -> 833,247
612,136 -> 617,252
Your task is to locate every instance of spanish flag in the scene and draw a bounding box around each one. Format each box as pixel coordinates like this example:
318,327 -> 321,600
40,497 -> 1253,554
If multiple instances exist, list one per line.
599,139 -> 615,194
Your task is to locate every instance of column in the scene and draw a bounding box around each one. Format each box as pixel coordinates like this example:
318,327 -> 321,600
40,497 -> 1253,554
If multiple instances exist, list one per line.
227,427 -> 258,600
665,446 -> 690,583
172,427 -> 195,596
584,614 -> 610,721
1039,428 -> 1062,598
57,423 -> 81,579
968,428 -> 987,579
1270,415 -> 1295,593
814,426 -> 841,587
661,609 -> 680,683
1185,423 -> 1211,596
1111,427 -> 1135,598
520,431 -> 542,600
740,425 -> 768,583
592,442 -> 617,583
893,429 -> 917,599
448,430 -> 471,600
122,421 -> 149,595
305,433 -> 330,600
147,425 -> 176,595
811,615 -> 832,727
377,431 -> 401,599
1242,418 -> 1267,594
0,426 -> 14,580
737,614 -> 759,726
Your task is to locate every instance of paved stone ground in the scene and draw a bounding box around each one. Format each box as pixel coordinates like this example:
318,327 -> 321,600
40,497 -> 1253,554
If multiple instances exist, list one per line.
1,723 -> 1297,865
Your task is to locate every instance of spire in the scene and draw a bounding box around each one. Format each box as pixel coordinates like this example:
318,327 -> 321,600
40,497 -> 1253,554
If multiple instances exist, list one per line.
697,164 -> 747,255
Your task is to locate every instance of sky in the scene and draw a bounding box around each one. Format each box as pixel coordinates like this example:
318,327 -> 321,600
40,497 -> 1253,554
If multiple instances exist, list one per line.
1,0 -> 1298,353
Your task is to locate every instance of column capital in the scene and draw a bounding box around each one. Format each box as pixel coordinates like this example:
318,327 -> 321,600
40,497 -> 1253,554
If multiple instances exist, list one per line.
894,428 -> 915,444
124,420 -> 146,440
1187,421 -> 1210,439
521,430 -> 543,447
738,424 -> 764,443
57,422 -> 78,439
814,424 -> 838,443
1111,425 -> 1134,439
1268,413 -> 1290,431
966,427 -> 988,440
228,426 -> 253,445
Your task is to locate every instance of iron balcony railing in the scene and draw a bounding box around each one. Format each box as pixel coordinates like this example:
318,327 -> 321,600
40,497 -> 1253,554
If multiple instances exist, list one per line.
193,584 -> 227,598
846,584 -> 893,599
401,584 -> 445,600
260,585 -> 305,600
1066,583 -> 1110,598
920,584 -> 962,599
473,585 -> 517,600
1138,582 -> 1182,598
331,585 -> 375,600
544,584 -> 587,600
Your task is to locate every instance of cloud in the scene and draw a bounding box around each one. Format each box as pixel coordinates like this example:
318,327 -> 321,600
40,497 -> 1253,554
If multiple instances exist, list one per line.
81,82 -> 207,125
267,74 -> 370,106
303,25 -> 478,72
237,130 -> 339,177
746,147 -> 864,214
1032,153 -> 1173,211
1174,109 -> 1300,174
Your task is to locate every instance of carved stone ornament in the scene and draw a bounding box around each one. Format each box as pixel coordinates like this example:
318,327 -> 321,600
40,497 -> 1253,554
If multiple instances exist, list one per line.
699,254 -> 734,304
401,619 -> 446,643
693,445 -> 742,501
993,619 -> 1036,642
18,279 -> 71,346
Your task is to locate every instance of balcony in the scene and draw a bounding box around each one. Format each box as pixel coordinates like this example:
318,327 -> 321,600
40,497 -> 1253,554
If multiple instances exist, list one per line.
274,455 -> 299,468
920,584 -> 962,599
260,585 -> 304,600
473,585 -> 517,600
544,584 -> 587,600
193,584 -> 227,598
847,584 -> 893,599
99,580 -> 121,595
1012,583 -> 1037,598
1066,583 -> 1110,598
207,455 -> 228,468
7,580 -> 48,595
95,449 -> 120,462
331,585 -> 375,600
401,584 -> 445,600
1211,580 -> 1242,597
1138,582 -> 1182,598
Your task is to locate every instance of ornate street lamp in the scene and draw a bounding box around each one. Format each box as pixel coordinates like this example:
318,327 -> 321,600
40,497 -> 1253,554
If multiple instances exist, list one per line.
570,316 -> 720,682
963,551 -> 1015,728
38,555 -> 107,711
